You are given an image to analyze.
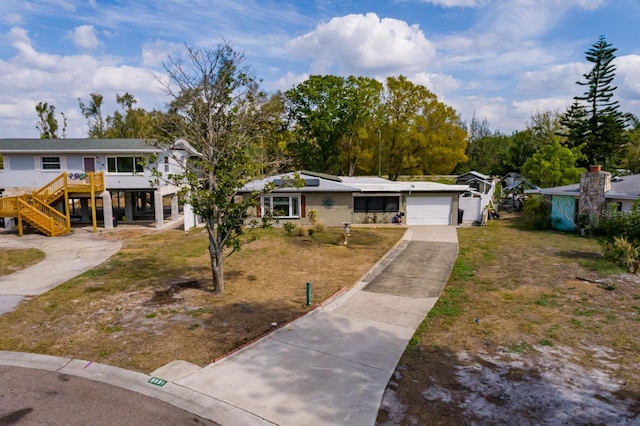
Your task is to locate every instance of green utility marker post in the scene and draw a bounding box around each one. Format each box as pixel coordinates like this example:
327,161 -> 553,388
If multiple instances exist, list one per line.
306,282 -> 311,305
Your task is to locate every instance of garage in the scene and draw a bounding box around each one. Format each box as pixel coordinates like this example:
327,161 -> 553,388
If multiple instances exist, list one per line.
405,196 -> 452,225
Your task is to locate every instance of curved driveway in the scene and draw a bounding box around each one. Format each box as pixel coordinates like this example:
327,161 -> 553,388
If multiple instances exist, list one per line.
0,229 -> 122,314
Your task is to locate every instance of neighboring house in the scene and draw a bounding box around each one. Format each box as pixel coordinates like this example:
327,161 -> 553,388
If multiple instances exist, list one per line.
241,171 -> 469,226
528,166 -> 640,232
456,171 -> 495,225
0,138 -> 187,235
456,171 -> 492,194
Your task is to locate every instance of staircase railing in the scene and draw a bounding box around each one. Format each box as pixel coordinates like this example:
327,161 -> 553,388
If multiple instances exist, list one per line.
17,197 -> 68,237
4,171 -> 105,237
33,172 -> 68,204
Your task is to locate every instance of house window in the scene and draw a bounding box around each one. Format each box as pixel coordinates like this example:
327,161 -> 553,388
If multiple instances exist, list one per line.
164,157 -> 170,173
262,195 -> 300,218
42,156 -> 61,170
107,156 -> 144,173
354,196 -> 399,213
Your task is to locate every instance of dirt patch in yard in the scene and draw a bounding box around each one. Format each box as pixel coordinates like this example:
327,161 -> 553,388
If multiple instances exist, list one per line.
0,226 -> 404,373
378,215 -> 640,425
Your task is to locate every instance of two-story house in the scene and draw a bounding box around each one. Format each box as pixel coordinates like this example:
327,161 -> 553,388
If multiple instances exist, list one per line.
0,138 -> 187,236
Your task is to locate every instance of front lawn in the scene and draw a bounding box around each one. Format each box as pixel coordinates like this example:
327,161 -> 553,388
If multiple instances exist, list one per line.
0,226 -> 404,373
0,248 -> 45,277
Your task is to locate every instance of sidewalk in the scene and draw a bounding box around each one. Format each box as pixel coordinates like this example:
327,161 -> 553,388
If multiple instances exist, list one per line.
0,225 -> 458,425
0,229 -> 122,314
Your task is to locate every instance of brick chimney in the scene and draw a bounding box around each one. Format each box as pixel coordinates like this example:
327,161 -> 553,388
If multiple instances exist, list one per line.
578,166 -> 611,226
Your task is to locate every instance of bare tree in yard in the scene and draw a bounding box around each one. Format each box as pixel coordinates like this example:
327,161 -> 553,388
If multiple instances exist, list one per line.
158,43 -> 277,294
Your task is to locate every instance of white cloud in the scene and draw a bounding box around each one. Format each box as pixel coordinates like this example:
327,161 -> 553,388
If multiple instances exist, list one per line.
511,97 -> 572,116
67,25 -> 100,50
517,62 -> 589,94
418,0 -> 485,7
616,54 -> 640,99
0,27 -> 167,138
480,0 -> 607,41
287,13 -> 435,75
2,13 -> 22,25
271,71 -> 310,91
411,72 -> 460,99
141,39 -> 180,67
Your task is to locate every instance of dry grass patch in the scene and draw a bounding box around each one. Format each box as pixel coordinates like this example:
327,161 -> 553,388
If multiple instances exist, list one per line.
0,226 -> 404,373
0,248 -> 45,277
379,215 -> 640,425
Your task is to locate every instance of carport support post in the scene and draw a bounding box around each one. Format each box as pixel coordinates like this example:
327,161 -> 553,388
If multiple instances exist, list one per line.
154,191 -> 163,229
102,191 -> 113,230
306,282 -> 311,306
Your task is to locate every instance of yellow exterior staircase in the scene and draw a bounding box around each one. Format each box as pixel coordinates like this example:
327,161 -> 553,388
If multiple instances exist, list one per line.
0,171 -> 105,237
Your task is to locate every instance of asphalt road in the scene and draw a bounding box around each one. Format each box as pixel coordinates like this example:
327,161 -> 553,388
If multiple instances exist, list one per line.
0,365 -> 219,426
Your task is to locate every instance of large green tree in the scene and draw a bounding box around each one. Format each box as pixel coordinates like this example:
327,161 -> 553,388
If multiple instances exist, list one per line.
382,75 -> 467,179
339,76 -> 384,176
285,75 -> 378,175
573,35 -> 626,167
104,92 -> 162,139
620,115 -> 640,173
522,138 -> 584,187
157,43 -> 275,294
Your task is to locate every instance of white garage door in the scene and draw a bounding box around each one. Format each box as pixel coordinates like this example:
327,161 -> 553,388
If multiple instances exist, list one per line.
406,196 -> 452,225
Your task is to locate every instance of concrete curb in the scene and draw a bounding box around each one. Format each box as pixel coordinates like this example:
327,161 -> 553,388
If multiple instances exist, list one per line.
0,350 -> 274,425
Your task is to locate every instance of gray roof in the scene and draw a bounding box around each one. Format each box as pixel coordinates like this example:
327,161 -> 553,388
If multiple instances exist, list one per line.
457,171 -> 490,181
241,172 -> 361,193
535,174 -> 640,200
241,172 -> 469,194
342,176 -> 469,193
0,138 -> 162,154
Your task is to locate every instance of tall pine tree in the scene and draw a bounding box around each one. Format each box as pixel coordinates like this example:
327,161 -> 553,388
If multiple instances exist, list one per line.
574,35 -> 626,167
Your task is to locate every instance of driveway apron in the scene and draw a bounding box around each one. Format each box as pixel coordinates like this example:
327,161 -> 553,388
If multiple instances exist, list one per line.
173,226 -> 458,426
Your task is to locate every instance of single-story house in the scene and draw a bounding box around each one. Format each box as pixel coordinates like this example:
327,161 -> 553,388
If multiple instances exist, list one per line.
240,171 -> 470,226
527,167 -> 640,232
0,138 -> 187,235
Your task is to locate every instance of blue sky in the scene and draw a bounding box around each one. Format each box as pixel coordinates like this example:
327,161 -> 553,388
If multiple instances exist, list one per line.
1,0 -> 639,139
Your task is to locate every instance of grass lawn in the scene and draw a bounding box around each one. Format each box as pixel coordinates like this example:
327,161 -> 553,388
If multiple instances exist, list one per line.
0,225 -> 404,373
379,215 -> 640,424
0,248 -> 45,277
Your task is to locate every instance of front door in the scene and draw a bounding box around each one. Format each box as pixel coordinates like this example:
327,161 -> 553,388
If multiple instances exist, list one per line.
83,157 -> 96,173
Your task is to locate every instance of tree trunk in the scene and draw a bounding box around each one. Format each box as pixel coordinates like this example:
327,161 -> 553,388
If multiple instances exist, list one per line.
209,242 -> 224,294
206,220 -> 225,294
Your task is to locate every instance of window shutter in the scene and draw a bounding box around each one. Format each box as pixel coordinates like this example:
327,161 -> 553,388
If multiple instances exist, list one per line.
34,156 -> 41,170
2,156 -> 9,171
61,156 -> 67,170
301,195 -> 306,218
257,200 -> 262,217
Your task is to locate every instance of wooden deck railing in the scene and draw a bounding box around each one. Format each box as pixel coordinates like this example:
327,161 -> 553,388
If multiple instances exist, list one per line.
17,197 -> 68,237
2,171 -> 104,237
33,172 -> 67,202
0,196 -> 19,216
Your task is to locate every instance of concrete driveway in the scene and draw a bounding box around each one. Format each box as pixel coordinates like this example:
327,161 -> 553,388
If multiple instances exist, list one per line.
168,225 -> 459,425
